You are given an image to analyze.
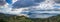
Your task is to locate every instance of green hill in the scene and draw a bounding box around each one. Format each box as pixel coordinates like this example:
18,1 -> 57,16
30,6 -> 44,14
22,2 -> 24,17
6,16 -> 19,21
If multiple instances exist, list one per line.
0,13 -> 60,22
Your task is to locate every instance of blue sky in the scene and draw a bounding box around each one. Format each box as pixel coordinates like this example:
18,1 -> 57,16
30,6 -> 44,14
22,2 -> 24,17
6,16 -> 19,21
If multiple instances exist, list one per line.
6,0 -> 12,4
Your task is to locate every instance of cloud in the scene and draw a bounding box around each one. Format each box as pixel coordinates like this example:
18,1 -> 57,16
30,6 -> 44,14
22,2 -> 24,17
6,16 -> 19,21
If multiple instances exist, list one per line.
29,14 -> 56,18
54,0 -> 60,4
0,0 -> 6,6
0,0 -> 60,18
34,0 -> 45,3
6,0 -> 12,4
12,0 -> 45,9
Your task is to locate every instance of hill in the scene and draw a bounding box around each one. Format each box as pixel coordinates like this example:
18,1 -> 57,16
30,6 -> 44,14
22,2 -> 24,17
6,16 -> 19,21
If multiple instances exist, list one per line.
0,13 -> 60,22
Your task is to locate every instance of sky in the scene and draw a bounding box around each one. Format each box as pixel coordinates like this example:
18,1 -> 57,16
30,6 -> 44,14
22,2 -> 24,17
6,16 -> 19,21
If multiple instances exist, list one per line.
6,0 -> 12,4
0,0 -> 60,18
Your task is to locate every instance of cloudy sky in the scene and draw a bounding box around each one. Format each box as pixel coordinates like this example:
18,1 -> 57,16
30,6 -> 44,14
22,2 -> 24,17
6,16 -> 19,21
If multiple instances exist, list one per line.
0,0 -> 60,18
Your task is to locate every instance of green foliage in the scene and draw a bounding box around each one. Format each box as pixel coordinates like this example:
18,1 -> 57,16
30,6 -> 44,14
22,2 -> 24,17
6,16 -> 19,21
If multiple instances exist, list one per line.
0,19 -> 7,22
0,13 -> 60,22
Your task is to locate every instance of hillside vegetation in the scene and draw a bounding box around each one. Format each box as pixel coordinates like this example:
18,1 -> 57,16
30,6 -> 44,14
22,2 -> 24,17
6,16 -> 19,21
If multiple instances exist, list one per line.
0,13 -> 60,22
